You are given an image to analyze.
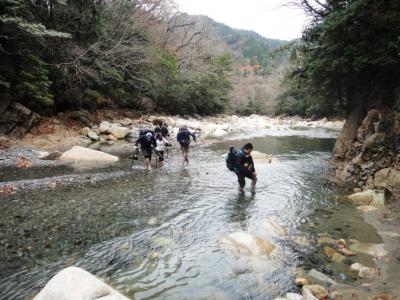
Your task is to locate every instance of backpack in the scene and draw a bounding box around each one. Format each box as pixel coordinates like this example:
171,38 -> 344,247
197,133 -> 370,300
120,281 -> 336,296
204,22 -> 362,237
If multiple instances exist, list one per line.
226,146 -> 237,171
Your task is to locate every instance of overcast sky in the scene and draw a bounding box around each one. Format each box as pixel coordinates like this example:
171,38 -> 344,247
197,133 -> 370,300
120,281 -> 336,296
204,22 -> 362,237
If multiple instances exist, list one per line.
175,0 -> 308,41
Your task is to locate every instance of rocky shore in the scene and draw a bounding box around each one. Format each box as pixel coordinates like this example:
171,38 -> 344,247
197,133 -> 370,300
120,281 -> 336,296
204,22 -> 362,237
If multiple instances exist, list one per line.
333,107 -> 400,197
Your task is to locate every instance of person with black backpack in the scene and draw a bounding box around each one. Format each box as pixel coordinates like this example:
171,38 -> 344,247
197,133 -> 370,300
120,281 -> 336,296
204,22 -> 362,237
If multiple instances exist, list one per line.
154,122 -> 169,138
177,126 -> 196,166
227,143 -> 257,192
134,131 -> 156,171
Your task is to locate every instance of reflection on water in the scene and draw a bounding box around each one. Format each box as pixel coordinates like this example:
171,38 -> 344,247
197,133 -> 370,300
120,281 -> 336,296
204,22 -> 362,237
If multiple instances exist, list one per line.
227,193 -> 255,229
0,130 -> 380,299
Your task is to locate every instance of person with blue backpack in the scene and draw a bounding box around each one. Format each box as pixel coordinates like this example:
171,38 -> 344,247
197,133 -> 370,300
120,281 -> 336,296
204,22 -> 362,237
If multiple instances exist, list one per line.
226,143 -> 257,192
177,126 -> 196,165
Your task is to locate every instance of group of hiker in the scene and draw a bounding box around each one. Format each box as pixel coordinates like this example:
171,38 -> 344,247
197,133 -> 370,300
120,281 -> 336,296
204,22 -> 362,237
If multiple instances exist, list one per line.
133,123 -> 196,171
133,122 -> 257,192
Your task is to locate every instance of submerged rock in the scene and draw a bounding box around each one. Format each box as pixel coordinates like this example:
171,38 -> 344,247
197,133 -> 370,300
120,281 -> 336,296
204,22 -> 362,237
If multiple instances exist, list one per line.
302,287 -> 318,300
308,269 -> 337,286
220,232 -> 276,256
295,277 -> 309,286
59,146 -> 119,162
349,241 -> 388,257
261,219 -> 288,237
358,266 -> 379,279
303,285 -> 328,300
317,236 -> 336,245
33,266 -> 129,300
286,293 -> 303,300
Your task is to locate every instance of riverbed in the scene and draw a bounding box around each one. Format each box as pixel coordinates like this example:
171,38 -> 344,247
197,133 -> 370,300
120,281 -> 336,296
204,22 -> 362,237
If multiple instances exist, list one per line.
0,127 -> 399,299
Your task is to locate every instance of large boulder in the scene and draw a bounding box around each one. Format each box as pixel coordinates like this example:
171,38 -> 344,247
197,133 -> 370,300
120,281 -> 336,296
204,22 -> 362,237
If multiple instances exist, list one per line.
0,101 -> 40,135
210,128 -> 228,138
99,121 -> 112,134
59,146 -> 119,162
347,189 -> 385,207
374,168 -> 400,189
220,232 -> 276,256
109,125 -> 130,139
33,266 -> 129,300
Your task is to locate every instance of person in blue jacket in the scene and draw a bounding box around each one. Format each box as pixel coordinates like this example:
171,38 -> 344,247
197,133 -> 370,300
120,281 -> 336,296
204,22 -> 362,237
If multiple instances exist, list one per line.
176,126 -> 196,165
134,132 -> 156,171
234,143 -> 257,192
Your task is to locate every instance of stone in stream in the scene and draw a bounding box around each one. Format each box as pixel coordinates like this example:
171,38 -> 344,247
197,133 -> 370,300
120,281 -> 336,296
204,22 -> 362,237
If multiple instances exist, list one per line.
307,269 -> 337,286
295,277 -> 309,286
317,236 -> 336,245
349,241 -> 388,257
286,293 -> 303,300
302,287 -> 318,300
349,263 -> 363,279
59,146 -> 119,162
220,232 -> 276,256
347,189 -> 385,207
358,266 -> 379,279
303,285 -> 328,299
261,219 -> 288,237
87,130 -> 99,141
33,266 -> 129,300
323,246 -> 337,258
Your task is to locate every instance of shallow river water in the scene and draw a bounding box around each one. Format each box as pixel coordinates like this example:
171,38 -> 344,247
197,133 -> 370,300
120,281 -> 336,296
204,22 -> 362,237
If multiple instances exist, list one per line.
0,129 -> 386,299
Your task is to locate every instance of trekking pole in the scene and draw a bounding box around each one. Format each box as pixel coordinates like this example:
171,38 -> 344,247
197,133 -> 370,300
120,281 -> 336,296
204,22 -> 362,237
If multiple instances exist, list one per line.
129,155 -> 134,171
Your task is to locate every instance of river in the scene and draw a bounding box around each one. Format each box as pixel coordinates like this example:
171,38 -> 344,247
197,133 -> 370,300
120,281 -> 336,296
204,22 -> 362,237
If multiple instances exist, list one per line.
0,128 -> 387,299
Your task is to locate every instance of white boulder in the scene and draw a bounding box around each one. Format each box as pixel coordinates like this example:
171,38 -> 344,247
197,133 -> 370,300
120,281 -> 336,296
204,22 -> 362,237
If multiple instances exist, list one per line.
99,121 -> 112,134
347,189 -> 385,207
59,146 -> 119,162
33,266 -> 129,300
109,125 -> 130,139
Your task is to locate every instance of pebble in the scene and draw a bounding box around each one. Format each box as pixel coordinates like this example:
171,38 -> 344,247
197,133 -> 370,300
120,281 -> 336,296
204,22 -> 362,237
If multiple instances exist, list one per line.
303,284 -> 328,299
295,277 -> 309,286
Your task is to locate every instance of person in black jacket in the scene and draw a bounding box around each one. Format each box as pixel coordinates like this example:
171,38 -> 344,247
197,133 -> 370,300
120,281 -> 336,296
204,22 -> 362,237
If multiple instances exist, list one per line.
154,122 -> 169,138
176,126 -> 196,165
134,132 -> 156,171
234,143 -> 257,192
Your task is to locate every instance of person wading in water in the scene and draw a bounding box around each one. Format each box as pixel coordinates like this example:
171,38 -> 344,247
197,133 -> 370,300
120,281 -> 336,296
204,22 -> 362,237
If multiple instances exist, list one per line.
154,132 -> 169,167
234,143 -> 257,192
134,132 -> 156,171
176,126 -> 196,166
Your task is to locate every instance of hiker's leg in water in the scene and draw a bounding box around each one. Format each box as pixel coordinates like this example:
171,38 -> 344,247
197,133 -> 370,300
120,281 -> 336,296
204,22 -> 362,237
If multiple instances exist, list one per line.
181,146 -> 188,165
145,157 -> 152,170
237,173 -> 245,192
251,172 -> 257,191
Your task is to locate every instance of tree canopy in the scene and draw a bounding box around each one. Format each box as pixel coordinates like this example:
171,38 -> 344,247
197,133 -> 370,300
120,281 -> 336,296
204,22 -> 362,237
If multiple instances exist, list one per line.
277,0 -> 400,117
